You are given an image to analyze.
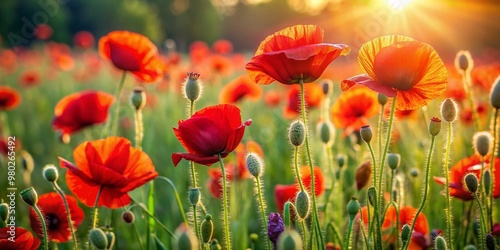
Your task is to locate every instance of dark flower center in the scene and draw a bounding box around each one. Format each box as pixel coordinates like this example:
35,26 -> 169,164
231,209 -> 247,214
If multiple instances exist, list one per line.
46,213 -> 60,231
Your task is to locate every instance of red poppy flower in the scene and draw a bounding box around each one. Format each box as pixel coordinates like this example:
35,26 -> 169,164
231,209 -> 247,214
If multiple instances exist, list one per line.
283,83 -> 324,118
209,54 -> 232,77
212,39 -> 233,54
264,90 -> 282,107
0,49 -> 16,73
59,136 -> 158,208
0,86 -> 21,111
219,75 -> 263,104
19,70 -> 41,87
0,227 -> 40,250
444,67 -> 467,101
172,104 -> 252,166
460,102 -> 487,126
189,41 -> 211,65
99,31 -> 166,83
331,85 -> 378,134
35,24 -> 52,40
246,25 -> 350,85
73,31 -> 95,49
471,63 -> 500,91
342,35 -> 448,111
29,192 -> 84,243
274,166 -> 324,212
52,91 -> 114,137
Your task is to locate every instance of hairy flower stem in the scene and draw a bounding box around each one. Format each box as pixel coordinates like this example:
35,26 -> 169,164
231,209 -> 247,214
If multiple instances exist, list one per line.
130,198 -> 177,239
461,72 -> 480,131
89,186 -> 104,249
33,204 -> 49,250
489,108 -> 498,231
103,71 -> 127,138
255,177 -> 271,250
402,135 -> 437,250
473,193 -> 487,250
155,176 -> 188,225
218,154 -> 232,250
379,98 -> 397,213
53,182 -> 78,250
345,215 -> 355,250
377,104 -> 385,163
299,81 -> 324,249
134,110 -> 143,150
443,122 -> 454,249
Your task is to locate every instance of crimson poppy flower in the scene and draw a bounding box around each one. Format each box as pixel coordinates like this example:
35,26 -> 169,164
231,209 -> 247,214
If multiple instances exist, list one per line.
0,86 -> 21,111
35,24 -> 52,40
331,85 -> 378,134
274,166 -> 324,212
19,70 -> 41,87
29,192 -> 84,242
246,25 -> 350,85
73,31 -> 95,49
342,35 -> 448,111
99,31 -> 166,83
172,104 -> 252,166
212,39 -> 233,54
219,75 -> 263,104
283,83 -> 324,118
59,136 -> 158,208
0,227 -> 40,250
52,91 -> 114,137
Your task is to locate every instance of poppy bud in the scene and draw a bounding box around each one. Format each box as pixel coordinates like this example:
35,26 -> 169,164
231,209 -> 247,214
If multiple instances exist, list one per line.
483,169 -> 492,196
201,214 -> 214,243
378,93 -> 388,106
122,210 -> 135,224
317,120 -> 335,146
210,239 -> 222,250
174,223 -> 198,250
410,168 -> 419,177
130,88 -> 146,111
473,220 -> 480,237
246,153 -> 263,178
19,187 -> 38,207
473,131 -> 492,157
295,191 -> 310,220
288,120 -> 305,147
337,154 -> 346,168
360,125 -> 372,143
490,76 -> 500,109
105,231 -> 115,250
455,50 -> 473,73
250,233 -> 259,243
188,188 -> 201,206
183,72 -> 203,102
89,228 -> 108,250
429,117 -> 441,136
464,245 -> 477,250
346,197 -> 360,220
440,98 -> 458,123
485,234 -> 495,250
401,224 -> 411,246
42,164 -> 59,183
321,79 -> 333,97
0,202 -> 8,224
435,236 -> 447,250
355,161 -> 372,190
277,229 -> 302,250
387,153 -> 401,170
367,187 -> 377,207
464,173 -> 478,194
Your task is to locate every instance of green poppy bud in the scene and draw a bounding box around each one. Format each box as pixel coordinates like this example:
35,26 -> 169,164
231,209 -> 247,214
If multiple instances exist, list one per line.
435,236 -> 448,250
42,164 -> 59,183
367,187 -> 377,207
360,125 -> 373,143
105,231 -> 115,250
19,187 -> 38,207
246,153 -> 263,178
387,153 -> 401,170
429,117 -> 442,136
174,224 -> 198,250
401,224 -> 411,245
483,169 -> 492,196
188,188 -> 201,206
130,88 -> 146,111
346,197 -> 360,220
378,93 -> 388,106
455,50 -> 473,73
295,191 -> 310,220
485,234 -> 495,250
277,229 -> 302,250
201,214 -> 214,243
464,173 -> 479,194
183,72 -> 202,102
490,75 -> 500,109
89,228 -> 108,250
440,98 -> 458,123
473,131 -> 492,157
288,120 -> 305,147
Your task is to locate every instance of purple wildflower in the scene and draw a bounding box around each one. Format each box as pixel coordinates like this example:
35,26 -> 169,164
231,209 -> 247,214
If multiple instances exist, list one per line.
267,212 -> 285,247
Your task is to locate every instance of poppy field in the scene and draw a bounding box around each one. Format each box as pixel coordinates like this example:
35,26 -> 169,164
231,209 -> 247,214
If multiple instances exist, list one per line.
1,5 -> 500,250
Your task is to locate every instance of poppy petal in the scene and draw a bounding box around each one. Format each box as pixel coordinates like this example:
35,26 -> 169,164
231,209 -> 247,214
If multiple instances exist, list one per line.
172,153 -> 220,167
341,74 -> 397,97
225,119 -> 252,154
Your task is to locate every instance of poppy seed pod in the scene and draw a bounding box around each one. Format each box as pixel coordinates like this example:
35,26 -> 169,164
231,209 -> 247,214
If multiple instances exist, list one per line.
0,202 -> 8,224
485,234 -> 495,250
360,125 -> 373,143
317,120 -> 335,145
246,153 -> 263,178
367,187 -> 377,207
401,224 -> 411,245
121,210 -> 135,224
434,236 -> 448,250
337,154 -> 346,168
288,120 -> 306,147
188,188 -> 201,206
490,76 -> 500,109
201,214 -> 214,243
429,117 -> 442,136
277,229 -> 302,250
387,153 -> 401,170
183,72 -> 202,102
378,93 -> 388,106
295,191 -> 310,220
455,50 -> 473,73
174,224 -> 198,250
20,187 -> 38,207
321,79 -> 333,97
410,168 -> 419,178
440,98 -> 458,123
89,228 -> 108,250
464,245 -> 477,250
464,173 -> 479,194
346,197 -> 360,220
483,169 -> 492,196
130,88 -> 146,111
355,161 -> 372,190
105,231 -> 115,250
42,164 -> 59,183
473,131 -> 492,157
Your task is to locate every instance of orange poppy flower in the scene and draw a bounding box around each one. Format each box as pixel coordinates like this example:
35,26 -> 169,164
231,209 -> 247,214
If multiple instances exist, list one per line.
342,35 -> 448,111
219,75 -> 263,104
19,70 -> 41,87
246,25 -> 350,85
0,227 -> 40,250
189,41 -> 211,65
59,136 -> 158,208
460,102 -> 487,126
274,166 -> 324,212
283,83 -> 324,118
264,90 -> 282,107
212,39 -> 233,54
0,49 -> 16,73
208,54 -> 232,77
73,31 -> 95,49
471,63 -> 500,91
99,31 -> 165,83
331,85 -> 378,134
0,86 -> 21,111
444,67 -> 467,101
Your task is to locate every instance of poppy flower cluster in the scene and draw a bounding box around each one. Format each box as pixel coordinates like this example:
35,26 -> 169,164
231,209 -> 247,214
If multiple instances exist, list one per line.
274,166 -> 324,212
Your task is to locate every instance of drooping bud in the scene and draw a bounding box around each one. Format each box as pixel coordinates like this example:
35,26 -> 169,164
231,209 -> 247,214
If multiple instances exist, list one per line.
355,161 -> 372,191
317,120 -> 335,146
277,229 -> 302,250
484,169 -> 492,196
455,50 -> 473,73
378,93 -> 388,106
473,131 -> 492,157
490,75 -> 500,109
105,231 -> 115,250
210,239 -> 222,250
183,72 -> 202,102
201,214 -> 214,243
429,117 -> 442,136
464,173 -> 479,194
401,224 -> 411,246
434,236 -> 448,250
42,164 -> 59,183
174,223 -> 198,250
360,125 -> 373,143
337,154 -> 346,168
288,121 -> 305,147
346,197 -> 360,220
387,153 -> 401,170
188,188 -> 201,206
367,187 -> 377,207
246,153 -> 263,178
440,98 -> 458,123
19,187 -> 38,207
121,210 -> 135,224
89,228 -> 108,250
294,191 -> 310,220
130,88 -> 146,111
485,234 -> 495,250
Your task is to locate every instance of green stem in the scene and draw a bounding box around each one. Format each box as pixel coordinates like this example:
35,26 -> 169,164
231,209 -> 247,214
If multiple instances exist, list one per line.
0,111 -> 10,138
299,81 -> 324,248
134,110 -> 143,150
130,199 -> 177,239
378,97 -> 397,211
462,71 -> 480,131
462,202 -> 474,248
33,205 -> 49,250
326,222 -> 343,248
127,208 -> 145,250
284,202 -> 293,230
146,182 -> 155,250
402,135 -> 436,250
53,182 -> 78,250
366,142 -> 378,195
294,147 -> 305,192
322,145 -> 335,226
345,217 -> 355,250
473,193 -> 487,250
188,99 -> 202,245
255,177 -> 271,250
443,122 -> 454,249
218,154 -> 231,250
377,104 -> 385,164
103,71 -> 127,138
389,170 -> 395,202
92,186 -> 104,228
372,195 -> 383,250
489,108 -> 498,231
192,205 -> 200,249
154,176 -> 189,225
301,220 -> 309,250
